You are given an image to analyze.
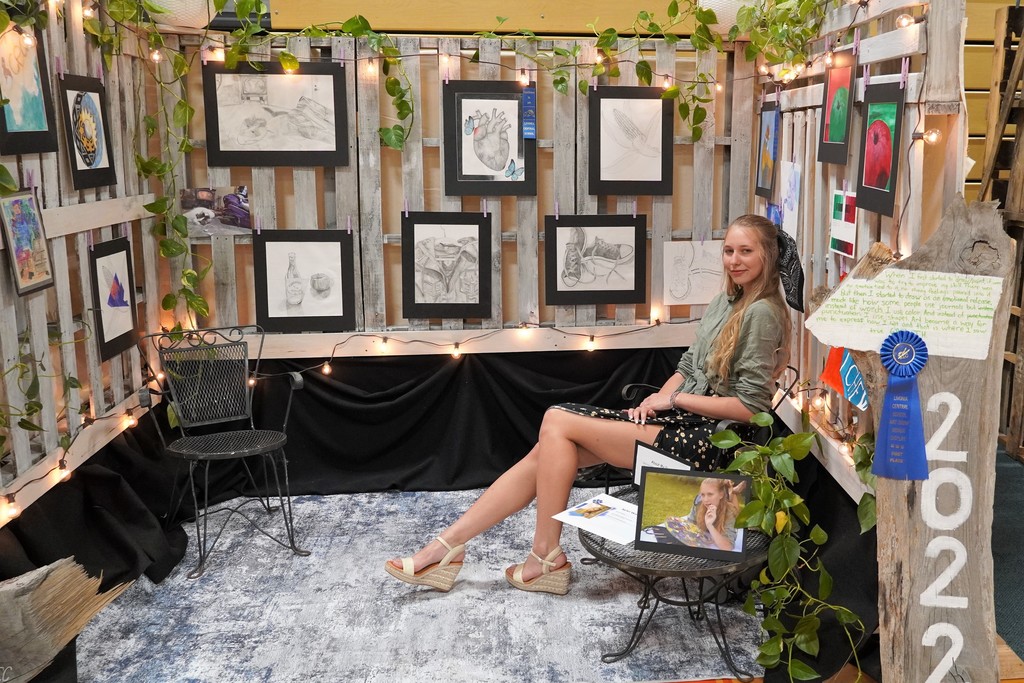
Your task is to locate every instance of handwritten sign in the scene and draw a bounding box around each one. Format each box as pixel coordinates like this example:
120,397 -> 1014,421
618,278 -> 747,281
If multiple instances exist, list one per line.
805,269 -> 1002,359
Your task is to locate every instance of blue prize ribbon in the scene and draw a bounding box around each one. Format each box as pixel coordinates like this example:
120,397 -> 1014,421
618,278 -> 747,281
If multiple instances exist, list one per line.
522,87 -> 537,140
872,330 -> 929,480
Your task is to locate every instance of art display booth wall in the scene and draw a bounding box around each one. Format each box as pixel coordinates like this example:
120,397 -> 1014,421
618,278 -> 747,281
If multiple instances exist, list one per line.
0,0 -> 1005,680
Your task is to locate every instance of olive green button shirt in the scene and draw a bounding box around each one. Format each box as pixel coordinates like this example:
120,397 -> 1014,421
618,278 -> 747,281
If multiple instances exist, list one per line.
675,292 -> 785,414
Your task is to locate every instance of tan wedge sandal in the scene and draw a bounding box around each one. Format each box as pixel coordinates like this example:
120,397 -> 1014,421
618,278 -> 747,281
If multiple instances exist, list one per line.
505,545 -> 572,595
384,536 -> 465,592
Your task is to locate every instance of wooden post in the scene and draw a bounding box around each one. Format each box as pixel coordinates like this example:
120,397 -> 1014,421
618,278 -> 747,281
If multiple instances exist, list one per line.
844,199 -> 1010,681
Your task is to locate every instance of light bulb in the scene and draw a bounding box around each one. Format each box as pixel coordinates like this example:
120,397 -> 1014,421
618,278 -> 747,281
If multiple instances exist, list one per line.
758,63 -> 770,76
321,362 -> 332,375
896,13 -> 915,28
156,371 -> 165,382
150,49 -> 162,63
825,52 -> 834,67
586,335 -> 596,352
517,324 -> 532,339
20,31 -> 35,47
662,77 -> 671,89
715,83 -> 723,92
124,410 -> 137,428
594,53 -> 603,63
248,377 -> 257,387
518,69 -> 528,85
812,393 -> 825,409
366,60 -> 377,75
650,308 -> 660,323
921,128 -> 941,145
451,343 -> 461,359
4,494 -> 19,520
379,337 -> 389,353
58,458 -> 71,481
83,5 -> 94,19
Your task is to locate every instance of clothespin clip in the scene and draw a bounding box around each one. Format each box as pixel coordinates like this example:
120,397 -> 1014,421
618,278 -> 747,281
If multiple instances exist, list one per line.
346,215 -> 352,235
843,178 -> 848,194
442,54 -> 449,84
554,199 -> 559,220
201,46 -> 208,66
592,74 -> 597,91
862,64 -> 870,88
55,55 -> 64,79
403,197 -> 409,218
26,169 -> 34,193
87,230 -> 94,251
631,199 -> 637,218
899,56 -> 909,90
481,198 -> 487,218
853,28 -> 860,57
254,216 -> 261,235
758,90 -> 763,108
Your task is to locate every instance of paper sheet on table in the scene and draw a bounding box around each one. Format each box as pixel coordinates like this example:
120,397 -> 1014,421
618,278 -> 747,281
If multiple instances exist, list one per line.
553,493 -> 637,545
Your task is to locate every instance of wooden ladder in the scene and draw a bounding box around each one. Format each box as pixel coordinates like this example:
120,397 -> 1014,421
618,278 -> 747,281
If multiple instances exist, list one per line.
985,6 -> 1024,462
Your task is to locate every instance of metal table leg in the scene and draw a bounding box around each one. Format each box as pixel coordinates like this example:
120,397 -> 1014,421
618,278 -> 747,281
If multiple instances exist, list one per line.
601,575 -> 663,663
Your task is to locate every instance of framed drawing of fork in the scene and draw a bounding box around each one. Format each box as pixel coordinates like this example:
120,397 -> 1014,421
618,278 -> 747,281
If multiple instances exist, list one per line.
544,214 -> 647,305
401,211 -> 493,319
588,86 -> 673,196
442,80 -> 537,196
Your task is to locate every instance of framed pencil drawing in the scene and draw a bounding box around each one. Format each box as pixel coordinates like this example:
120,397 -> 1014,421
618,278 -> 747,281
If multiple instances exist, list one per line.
817,48 -> 856,165
442,80 -> 537,196
635,467 -> 751,562
253,229 -> 356,333
401,211 -> 492,319
856,81 -> 905,217
59,74 -> 116,189
0,27 -> 58,155
0,190 -> 53,296
89,237 -> 139,360
588,86 -> 673,196
544,214 -> 646,306
755,99 -> 778,199
203,61 -> 349,168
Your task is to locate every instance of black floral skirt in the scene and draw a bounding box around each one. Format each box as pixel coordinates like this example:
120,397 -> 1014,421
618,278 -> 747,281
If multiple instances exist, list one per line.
550,402 -> 749,472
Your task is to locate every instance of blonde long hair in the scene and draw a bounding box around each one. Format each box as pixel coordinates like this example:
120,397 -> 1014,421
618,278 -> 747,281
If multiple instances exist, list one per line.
705,215 -> 791,384
695,478 -> 742,535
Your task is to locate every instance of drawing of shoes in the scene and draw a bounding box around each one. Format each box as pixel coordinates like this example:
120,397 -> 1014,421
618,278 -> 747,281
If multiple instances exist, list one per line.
561,243 -> 582,286
583,238 -> 634,262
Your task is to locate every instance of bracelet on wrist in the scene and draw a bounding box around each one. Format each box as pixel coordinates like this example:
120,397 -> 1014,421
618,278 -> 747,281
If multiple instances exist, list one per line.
668,390 -> 681,412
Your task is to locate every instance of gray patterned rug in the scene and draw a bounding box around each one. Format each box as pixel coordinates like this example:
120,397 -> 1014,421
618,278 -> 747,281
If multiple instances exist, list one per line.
77,488 -> 765,682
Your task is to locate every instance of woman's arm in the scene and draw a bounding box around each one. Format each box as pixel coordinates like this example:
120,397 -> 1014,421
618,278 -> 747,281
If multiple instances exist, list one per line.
628,372 -> 754,424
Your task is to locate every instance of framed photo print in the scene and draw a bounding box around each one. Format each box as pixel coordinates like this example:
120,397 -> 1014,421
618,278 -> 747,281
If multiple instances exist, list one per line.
180,185 -> 252,238
856,82 -> 905,217
89,237 -> 139,360
544,214 -> 646,306
635,467 -> 751,562
817,48 -> 856,165
442,80 -> 537,196
0,190 -> 53,296
59,75 -> 116,189
203,61 -> 349,168
0,28 -> 58,155
401,211 -> 492,319
588,85 -> 673,196
755,99 -> 778,199
829,189 -> 858,257
253,229 -> 356,333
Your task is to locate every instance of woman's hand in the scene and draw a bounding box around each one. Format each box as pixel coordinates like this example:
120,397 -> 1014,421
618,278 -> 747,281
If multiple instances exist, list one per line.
626,393 -> 674,424
704,503 -> 718,528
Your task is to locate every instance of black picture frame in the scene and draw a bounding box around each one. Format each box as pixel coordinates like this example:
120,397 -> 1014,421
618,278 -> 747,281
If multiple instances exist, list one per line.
89,237 -> 139,360
588,85 -> 673,196
856,81 -> 906,217
253,229 -> 356,333
0,189 -> 54,296
631,440 -> 691,487
401,211 -> 492,319
58,74 -> 116,190
544,213 -> 646,306
816,48 -> 857,165
0,28 -> 58,155
635,467 -> 751,562
203,61 -> 349,168
755,98 -> 778,199
442,80 -> 537,196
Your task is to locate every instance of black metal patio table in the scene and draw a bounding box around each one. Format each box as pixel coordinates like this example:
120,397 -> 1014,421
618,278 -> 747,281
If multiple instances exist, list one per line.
578,488 -> 769,681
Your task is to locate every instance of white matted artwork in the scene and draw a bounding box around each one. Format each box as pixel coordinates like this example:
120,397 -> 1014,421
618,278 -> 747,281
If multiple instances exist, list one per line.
89,237 -> 138,360
555,224 -> 637,292
265,241 -> 344,319
663,240 -> 724,305
412,222 -> 481,305
779,161 -> 801,240
599,97 -> 665,182
458,97 -> 523,181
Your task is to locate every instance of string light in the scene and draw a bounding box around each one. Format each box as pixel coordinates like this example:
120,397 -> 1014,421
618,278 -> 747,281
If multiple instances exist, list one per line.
321,361 -> 332,375
896,13 -> 915,28
82,2 -> 94,18
15,27 -> 35,47
586,335 -> 596,352
825,51 -> 834,67
662,77 -> 671,89
715,83 -> 723,92
518,69 -> 528,85
366,59 -> 377,75
57,458 -> 71,481
379,336 -> 389,353
248,376 -> 257,387
123,410 -> 137,428
4,494 -> 19,520
812,391 -> 826,410
150,49 -> 162,63
451,343 -> 461,359
516,323 -> 532,339
758,63 -> 771,76
913,129 -> 942,145
156,371 -> 165,382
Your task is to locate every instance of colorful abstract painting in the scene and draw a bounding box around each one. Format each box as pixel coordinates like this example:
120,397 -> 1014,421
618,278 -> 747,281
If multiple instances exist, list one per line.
0,190 -> 53,296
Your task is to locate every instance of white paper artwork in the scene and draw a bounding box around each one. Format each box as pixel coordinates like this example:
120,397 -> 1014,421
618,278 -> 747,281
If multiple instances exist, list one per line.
413,223 -> 480,304
459,97 -> 522,181
96,250 -> 133,340
663,240 -> 723,305
599,97 -> 664,182
804,268 -> 1004,360
557,224 -> 636,292
265,241 -> 344,318
779,161 -> 801,240
215,73 -> 336,152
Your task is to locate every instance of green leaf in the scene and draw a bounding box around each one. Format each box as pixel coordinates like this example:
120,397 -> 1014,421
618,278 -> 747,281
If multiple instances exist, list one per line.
143,115 -> 158,138
595,27 -> 618,49
278,51 -> 300,72
171,214 -> 189,237
692,105 -> 707,126
818,558 -> 833,600
385,76 -> 402,97
552,76 -> 568,96
788,658 -> 819,681
0,163 -> 17,194
677,101 -> 689,120
159,238 -> 187,258
767,533 -> 800,580
341,14 -> 372,37
835,606 -> 860,625
577,79 -> 589,96
809,524 -> 828,545
750,412 -> 774,427
857,493 -> 877,533
17,418 -> 44,431
794,615 -> 821,656
378,124 -> 406,150
144,197 -> 172,216
710,429 -> 740,449
661,85 -> 680,100
782,432 -> 815,460
664,32 -> 680,45
173,100 -> 194,129
167,402 -> 179,429
695,7 -> 718,25
183,290 -> 209,318
762,615 -> 788,634
592,62 -> 606,78
756,651 -> 780,668
770,452 -> 797,483
791,501 -> 810,525
667,0 -> 679,18
735,499 -> 764,527
161,293 -> 178,311
172,52 -> 190,79
59,433 -> 72,451
634,60 -> 651,86
25,371 -> 39,400
759,634 -> 783,656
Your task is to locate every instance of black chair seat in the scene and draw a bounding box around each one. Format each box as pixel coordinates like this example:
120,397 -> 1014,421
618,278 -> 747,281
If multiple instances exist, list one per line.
166,429 -> 287,461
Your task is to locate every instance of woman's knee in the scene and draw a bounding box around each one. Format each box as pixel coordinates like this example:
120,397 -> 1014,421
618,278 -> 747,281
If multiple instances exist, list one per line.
539,406 -> 576,441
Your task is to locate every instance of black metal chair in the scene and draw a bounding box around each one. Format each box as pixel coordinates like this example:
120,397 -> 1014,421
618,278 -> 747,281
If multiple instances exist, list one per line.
143,325 -> 309,578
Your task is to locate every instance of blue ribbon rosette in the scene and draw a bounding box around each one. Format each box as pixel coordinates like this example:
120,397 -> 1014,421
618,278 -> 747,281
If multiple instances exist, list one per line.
872,330 -> 929,480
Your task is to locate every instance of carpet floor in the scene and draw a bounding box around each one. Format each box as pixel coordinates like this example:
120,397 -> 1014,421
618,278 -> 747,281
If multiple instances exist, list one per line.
76,488 -> 765,682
